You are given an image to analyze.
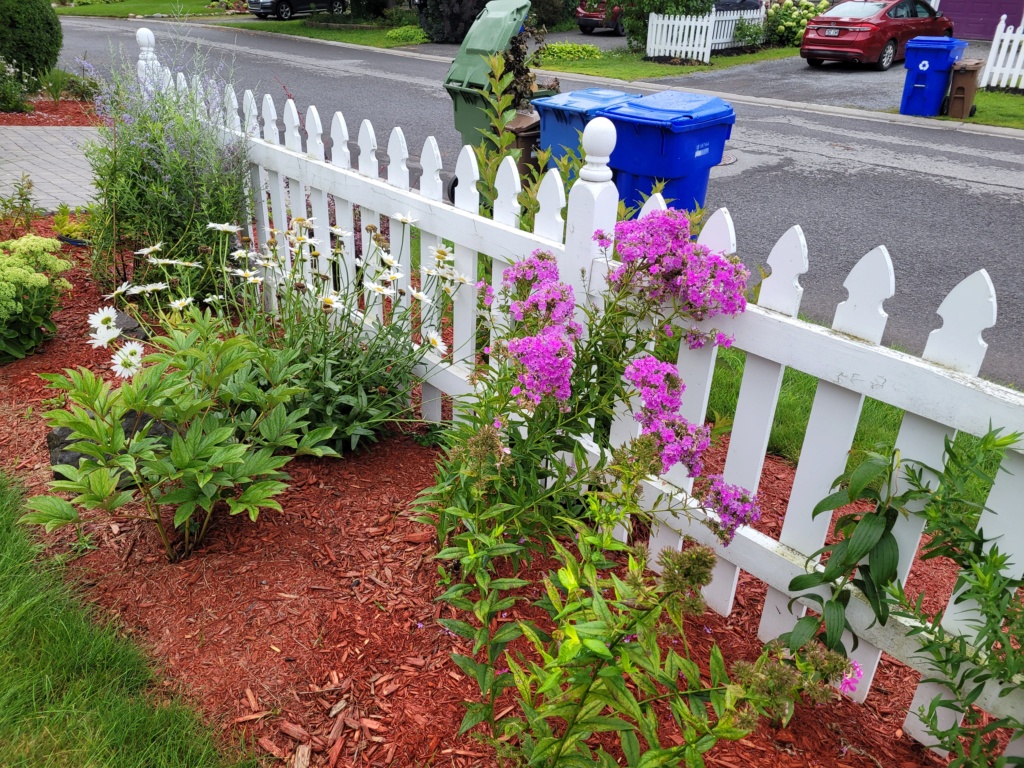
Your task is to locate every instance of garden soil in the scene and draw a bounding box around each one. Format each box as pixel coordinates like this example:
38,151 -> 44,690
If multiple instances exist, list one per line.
0,215 -> 994,764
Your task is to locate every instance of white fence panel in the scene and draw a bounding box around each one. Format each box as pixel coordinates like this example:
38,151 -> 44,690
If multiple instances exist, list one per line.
138,29 -> 1024,758
710,6 -> 766,49
981,14 -> 1024,89
648,7 -> 764,61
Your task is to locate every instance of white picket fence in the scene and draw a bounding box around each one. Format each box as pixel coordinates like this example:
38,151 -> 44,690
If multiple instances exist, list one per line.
137,28 -> 1024,759
647,7 -> 766,62
981,13 -> 1024,89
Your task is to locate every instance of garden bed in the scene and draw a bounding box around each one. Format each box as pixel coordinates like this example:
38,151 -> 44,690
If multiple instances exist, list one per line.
0,218 -> 964,767
0,98 -> 99,127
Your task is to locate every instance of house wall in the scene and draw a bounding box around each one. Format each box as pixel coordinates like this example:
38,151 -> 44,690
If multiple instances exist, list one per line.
939,0 -> 1024,39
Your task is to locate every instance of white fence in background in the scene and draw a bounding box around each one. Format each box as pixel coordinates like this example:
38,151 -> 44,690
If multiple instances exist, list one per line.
981,14 -> 1024,89
647,6 -> 766,62
137,28 -> 1024,759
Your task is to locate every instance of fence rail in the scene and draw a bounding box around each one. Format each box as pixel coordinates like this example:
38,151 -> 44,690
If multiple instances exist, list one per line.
647,7 -> 765,62
981,13 -> 1024,89
137,27 -> 1024,759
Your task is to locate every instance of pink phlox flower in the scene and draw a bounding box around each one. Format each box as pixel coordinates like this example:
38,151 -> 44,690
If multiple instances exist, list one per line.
507,324 -> 575,405
839,660 -> 863,696
703,474 -> 761,545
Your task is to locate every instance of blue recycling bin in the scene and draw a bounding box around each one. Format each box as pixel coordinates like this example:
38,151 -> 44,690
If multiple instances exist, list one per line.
900,36 -> 968,117
597,91 -> 736,211
532,88 -> 639,166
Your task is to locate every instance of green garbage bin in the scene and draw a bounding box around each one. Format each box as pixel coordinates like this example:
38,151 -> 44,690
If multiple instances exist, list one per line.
444,0 -> 532,148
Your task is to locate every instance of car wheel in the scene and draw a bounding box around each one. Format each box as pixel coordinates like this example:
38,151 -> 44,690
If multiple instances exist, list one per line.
330,0 -> 344,12
874,40 -> 896,71
614,19 -> 625,36
580,25 -> 593,34
276,1 -> 292,19
807,57 -> 824,67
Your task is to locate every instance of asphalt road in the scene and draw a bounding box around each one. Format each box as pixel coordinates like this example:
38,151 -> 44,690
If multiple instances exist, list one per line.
58,17 -> 1024,387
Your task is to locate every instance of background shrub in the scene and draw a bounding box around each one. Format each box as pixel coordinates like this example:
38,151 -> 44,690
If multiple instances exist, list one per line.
0,0 -> 63,80
732,16 -> 766,47
0,56 -> 31,113
765,0 -> 828,47
0,235 -> 72,363
418,0 -> 489,43
530,0 -> 570,28
384,24 -> 428,44
622,0 -> 714,52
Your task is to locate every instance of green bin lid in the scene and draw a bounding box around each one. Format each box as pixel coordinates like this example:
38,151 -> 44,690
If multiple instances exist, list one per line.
599,91 -> 736,132
443,0 -> 532,90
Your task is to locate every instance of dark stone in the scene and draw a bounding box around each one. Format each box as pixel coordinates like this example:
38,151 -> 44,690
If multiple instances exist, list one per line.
47,410 -> 174,480
115,311 -> 149,341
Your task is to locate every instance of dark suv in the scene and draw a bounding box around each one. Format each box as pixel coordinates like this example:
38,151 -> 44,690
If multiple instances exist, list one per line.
248,0 -> 345,20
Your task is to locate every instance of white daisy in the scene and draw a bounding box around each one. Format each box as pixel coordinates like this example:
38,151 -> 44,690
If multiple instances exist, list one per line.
246,276 -> 264,285
364,281 -> 395,296
102,281 -> 133,300
424,267 -> 439,277
87,325 -> 121,349
230,249 -> 250,262
232,268 -> 259,279
426,330 -> 447,355
430,245 -> 453,262
169,297 -> 194,311
320,293 -> 342,312
394,212 -> 418,225
127,282 -> 169,295
177,261 -> 204,268
410,289 -> 432,305
204,295 -> 225,304
380,251 -> 399,268
147,257 -> 178,265
452,272 -> 472,285
88,306 -> 118,330
329,226 -> 353,237
207,222 -> 240,233
111,341 -> 145,379
134,242 -> 163,256
383,271 -> 405,283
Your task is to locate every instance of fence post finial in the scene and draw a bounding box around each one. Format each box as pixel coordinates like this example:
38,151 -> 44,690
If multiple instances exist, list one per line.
136,28 -> 161,92
579,117 -> 615,183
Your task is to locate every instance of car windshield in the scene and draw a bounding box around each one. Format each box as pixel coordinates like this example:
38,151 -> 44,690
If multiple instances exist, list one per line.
821,1 -> 887,18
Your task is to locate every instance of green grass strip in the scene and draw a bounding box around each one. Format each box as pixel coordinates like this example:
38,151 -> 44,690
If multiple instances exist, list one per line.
215,19 -> 411,48
56,0 -> 224,17
537,46 -> 801,81
949,90 -> 1024,131
0,473 -> 257,768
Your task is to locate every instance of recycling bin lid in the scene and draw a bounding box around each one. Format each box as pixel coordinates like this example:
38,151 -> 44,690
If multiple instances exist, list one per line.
906,36 -> 968,50
599,91 -> 736,132
444,0 -> 531,91
532,88 -> 639,116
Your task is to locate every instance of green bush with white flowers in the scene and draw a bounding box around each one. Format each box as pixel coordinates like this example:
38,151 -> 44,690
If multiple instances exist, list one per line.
765,0 -> 829,47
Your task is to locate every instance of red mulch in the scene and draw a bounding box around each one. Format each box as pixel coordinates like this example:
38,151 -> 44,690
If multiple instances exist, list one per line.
0,98 -> 101,127
0,216 -> 968,767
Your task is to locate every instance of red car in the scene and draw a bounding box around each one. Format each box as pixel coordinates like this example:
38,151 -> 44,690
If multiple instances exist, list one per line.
800,0 -> 953,70
575,0 -> 625,35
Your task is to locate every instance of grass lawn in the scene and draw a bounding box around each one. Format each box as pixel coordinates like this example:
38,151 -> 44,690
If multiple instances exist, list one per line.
0,473 -> 257,768
957,90 -> 1024,131
218,20 -> 407,48
537,46 -> 801,81
57,0 -> 226,16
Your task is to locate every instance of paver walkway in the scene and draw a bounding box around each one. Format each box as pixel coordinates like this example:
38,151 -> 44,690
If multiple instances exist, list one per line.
0,127 -> 100,212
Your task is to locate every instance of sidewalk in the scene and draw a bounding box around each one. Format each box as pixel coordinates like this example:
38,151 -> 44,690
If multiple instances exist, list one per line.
0,127 -> 100,212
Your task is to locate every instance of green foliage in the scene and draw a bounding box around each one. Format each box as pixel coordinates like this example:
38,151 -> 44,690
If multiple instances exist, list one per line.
53,203 -> 91,241
22,311 -> 337,561
38,67 -> 73,105
85,53 -> 249,292
731,16 -> 766,48
0,472 -> 259,768
0,235 -> 72,364
541,42 -> 602,62
0,0 -> 63,80
417,0 -> 488,43
529,0 -> 571,28
622,0 -> 714,52
0,55 -> 32,113
764,0 -> 828,47
0,173 -> 44,237
383,24 -> 428,44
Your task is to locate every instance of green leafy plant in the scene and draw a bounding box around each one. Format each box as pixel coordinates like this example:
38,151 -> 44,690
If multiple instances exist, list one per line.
0,173 -> 44,237
38,67 -> 73,105
764,0 -> 828,47
0,235 -> 72,363
383,24 -> 428,44
731,16 -> 766,48
21,310 -> 337,561
53,203 -> 91,242
0,55 -> 32,113
541,42 -> 602,63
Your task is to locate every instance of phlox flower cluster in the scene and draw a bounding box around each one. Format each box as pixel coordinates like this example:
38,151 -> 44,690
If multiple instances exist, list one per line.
625,356 -> 710,476
501,251 -> 579,407
839,660 -> 863,697
701,474 -> 761,546
601,208 -> 750,331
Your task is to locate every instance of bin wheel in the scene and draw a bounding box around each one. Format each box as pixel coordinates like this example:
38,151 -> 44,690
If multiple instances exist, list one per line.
969,104 -> 977,117
807,57 -> 824,68
580,25 -> 593,34
874,40 -> 896,71
445,175 -> 458,204
941,96 -> 949,115
614,19 -> 625,35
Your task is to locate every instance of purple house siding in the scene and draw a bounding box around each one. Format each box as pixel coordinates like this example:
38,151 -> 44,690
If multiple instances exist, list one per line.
939,0 -> 1024,39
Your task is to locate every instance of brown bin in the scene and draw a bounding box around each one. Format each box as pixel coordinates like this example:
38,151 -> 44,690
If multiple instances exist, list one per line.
946,58 -> 985,119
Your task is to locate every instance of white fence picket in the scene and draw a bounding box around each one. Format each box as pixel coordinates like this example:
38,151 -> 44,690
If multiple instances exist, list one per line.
981,16 -> 1024,89
648,7 -> 763,62
137,31 -> 1024,756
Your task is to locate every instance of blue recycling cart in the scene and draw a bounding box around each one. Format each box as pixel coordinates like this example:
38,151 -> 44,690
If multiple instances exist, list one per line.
900,36 -> 969,117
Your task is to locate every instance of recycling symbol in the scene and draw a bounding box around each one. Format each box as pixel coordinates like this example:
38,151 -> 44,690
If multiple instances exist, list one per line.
919,60 -> 930,71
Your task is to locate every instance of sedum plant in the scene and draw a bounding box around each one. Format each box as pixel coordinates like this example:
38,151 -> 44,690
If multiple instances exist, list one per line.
0,234 -> 72,364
